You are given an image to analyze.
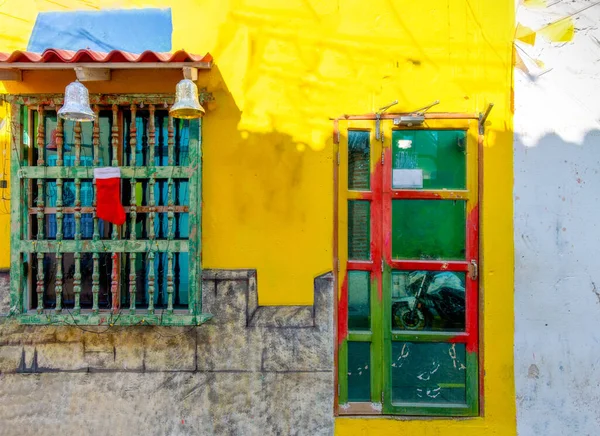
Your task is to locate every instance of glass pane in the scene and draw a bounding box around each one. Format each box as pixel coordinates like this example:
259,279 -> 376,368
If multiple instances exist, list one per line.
391,271 -> 465,331
348,342 -> 371,402
348,271 -> 370,330
392,200 -> 465,260
391,342 -> 467,405
392,130 -> 466,189
348,131 -> 370,190
348,200 -> 370,260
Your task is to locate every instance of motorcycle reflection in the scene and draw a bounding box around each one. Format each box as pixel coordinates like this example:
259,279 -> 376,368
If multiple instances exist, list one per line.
392,271 -> 465,331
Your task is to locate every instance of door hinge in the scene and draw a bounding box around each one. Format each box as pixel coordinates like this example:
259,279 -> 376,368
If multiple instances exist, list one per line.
469,259 -> 478,280
336,151 -> 340,166
381,391 -> 384,404
381,258 -> 384,273
381,150 -> 384,165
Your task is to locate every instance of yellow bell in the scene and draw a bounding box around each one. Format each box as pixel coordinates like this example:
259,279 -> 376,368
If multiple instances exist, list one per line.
170,79 -> 205,119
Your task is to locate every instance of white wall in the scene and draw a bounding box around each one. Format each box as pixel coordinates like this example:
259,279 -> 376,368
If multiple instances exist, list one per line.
514,1 -> 600,435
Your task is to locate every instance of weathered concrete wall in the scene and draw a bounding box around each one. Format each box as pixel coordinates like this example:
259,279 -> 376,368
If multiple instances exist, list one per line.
514,2 -> 600,434
0,271 -> 334,435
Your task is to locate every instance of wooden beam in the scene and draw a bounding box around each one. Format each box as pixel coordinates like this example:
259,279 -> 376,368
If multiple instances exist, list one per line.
74,66 -> 111,81
0,69 -> 22,81
0,61 -> 212,70
182,66 -> 198,80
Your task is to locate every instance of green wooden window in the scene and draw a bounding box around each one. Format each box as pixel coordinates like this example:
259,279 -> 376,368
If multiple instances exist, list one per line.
8,95 -> 210,326
338,125 -> 479,416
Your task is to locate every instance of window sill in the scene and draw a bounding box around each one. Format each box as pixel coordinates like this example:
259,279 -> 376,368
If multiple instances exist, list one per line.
14,311 -> 213,326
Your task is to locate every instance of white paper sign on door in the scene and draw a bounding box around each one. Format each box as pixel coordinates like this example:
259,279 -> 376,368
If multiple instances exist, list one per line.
392,169 -> 423,189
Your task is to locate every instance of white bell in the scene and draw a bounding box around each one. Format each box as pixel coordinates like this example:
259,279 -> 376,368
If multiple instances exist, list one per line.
57,81 -> 95,122
170,79 -> 205,119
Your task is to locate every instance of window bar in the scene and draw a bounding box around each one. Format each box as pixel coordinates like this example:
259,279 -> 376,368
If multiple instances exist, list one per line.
149,104 -> 155,165
111,252 -> 119,313
110,104 -> 120,312
130,104 -> 137,166
168,114 -> 174,166
36,105 -> 44,166
35,106 -> 45,313
56,178 -> 64,240
148,251 -> 155,314
74,178 -> 82,240
36,107 -> 45,241
148,106 -> 156,241
167,252 -> 174,313
111,104 -> 119,167
56,109 -> 64,166
55,252 -> 63,313
92,252 -> 99,314
111,106 -> 119,241
73,252 -> 81,314
36,252 -> 44,313
167,178 -> 174,239
129,104 -> 137,314
92,106 -> 100,241
55,172 -> 64,314
74,121 -> 81,166
129,251 -> 136,314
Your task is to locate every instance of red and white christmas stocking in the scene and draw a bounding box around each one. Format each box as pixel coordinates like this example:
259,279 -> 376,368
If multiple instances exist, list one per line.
94,167 -> 126,225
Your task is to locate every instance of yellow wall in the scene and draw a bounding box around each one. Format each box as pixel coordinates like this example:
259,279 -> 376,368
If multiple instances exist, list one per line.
0,1 -> 515,432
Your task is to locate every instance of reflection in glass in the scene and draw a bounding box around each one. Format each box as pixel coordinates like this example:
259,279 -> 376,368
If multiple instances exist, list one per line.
348,131 -> 370,190
348,271 -> 370,330
391,130 -> 466,190
348,342 -> 371,402
391,271 -> 465,331
348,200 -> 370,260
391,342 -> 467,405
392,200 -> 465,260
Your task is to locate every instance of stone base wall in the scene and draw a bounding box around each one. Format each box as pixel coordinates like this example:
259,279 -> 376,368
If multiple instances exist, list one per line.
0,270 -> 334,436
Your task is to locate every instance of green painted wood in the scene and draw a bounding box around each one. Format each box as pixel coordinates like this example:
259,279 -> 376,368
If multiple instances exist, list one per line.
370,272 -> 383,407
391,332 -> 468,342
9,103 -> 23,315
20,166 -> 192,179
465,351 -> 479,415
347,332 -> 373,342
14,239 -> 189,253
17,312 -> 213,326
338,339 -> 349,404
187,118 -> 201,315
382,261 -> 393,411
